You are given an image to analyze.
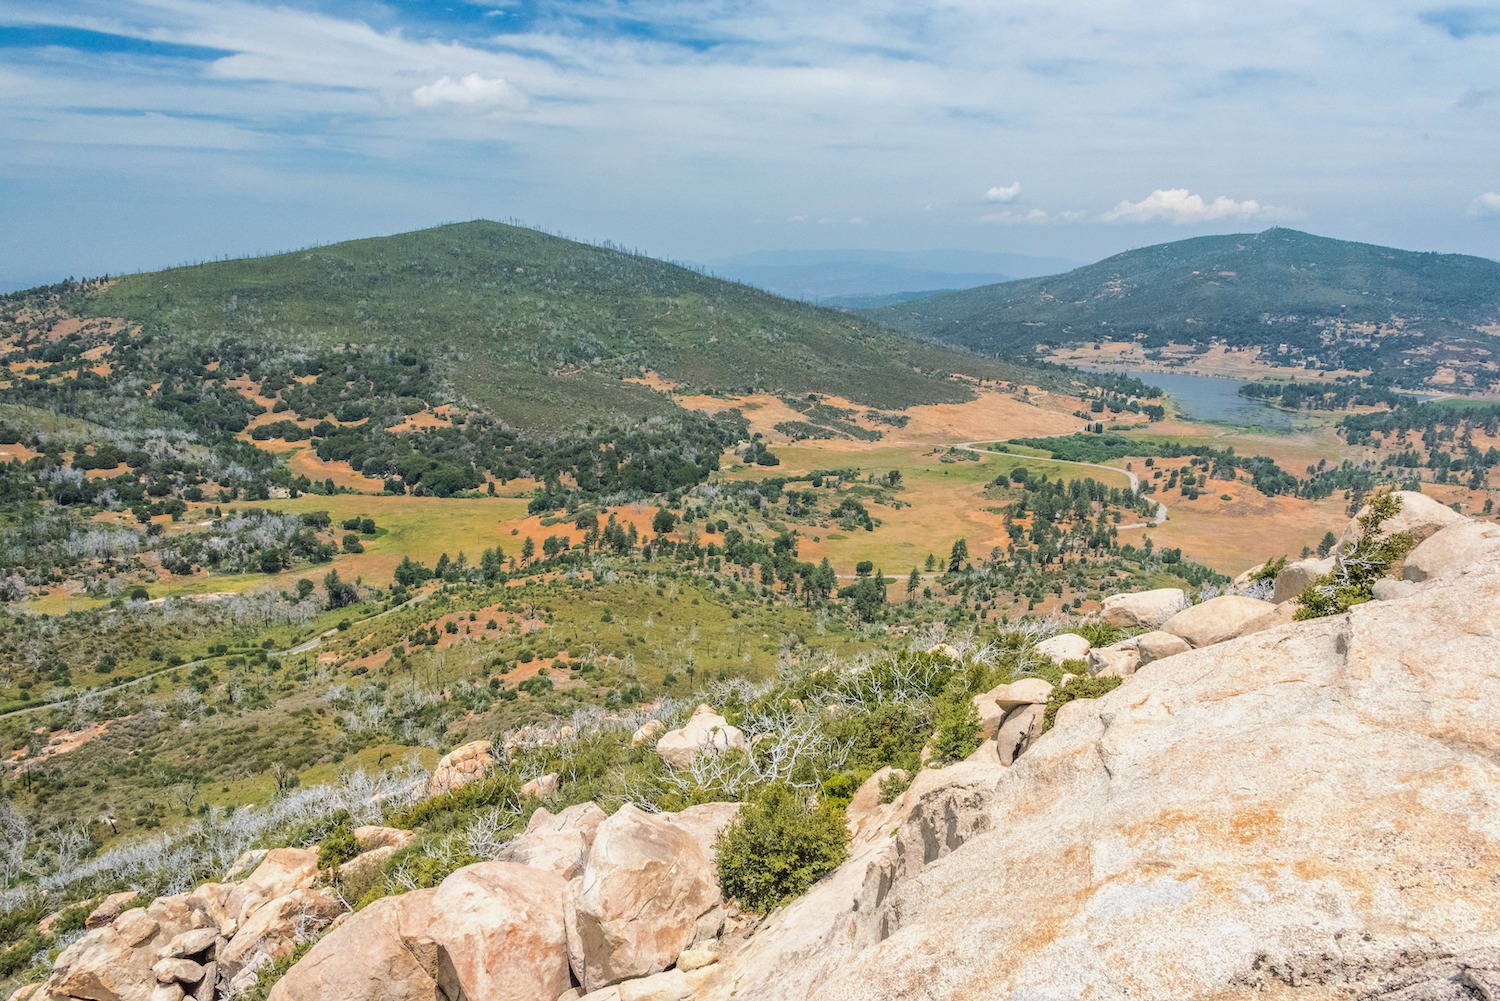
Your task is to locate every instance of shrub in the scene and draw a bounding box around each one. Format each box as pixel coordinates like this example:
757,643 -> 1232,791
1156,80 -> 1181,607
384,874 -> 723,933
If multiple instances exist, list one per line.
317,817 -> 360,871
877,770 -> 912,803
1042,675 -> 1123,732
1295,492 -> 1413,620
928,685 -> 980,763
716,783 -> 848,913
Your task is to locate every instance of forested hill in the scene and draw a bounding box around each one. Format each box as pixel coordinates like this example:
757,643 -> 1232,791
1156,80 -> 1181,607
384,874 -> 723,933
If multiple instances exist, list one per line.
868,228 -> 1500,389
73,220 -> 1041,429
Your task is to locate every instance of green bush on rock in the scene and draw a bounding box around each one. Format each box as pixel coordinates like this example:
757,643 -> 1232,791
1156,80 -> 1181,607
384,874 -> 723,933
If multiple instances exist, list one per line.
715,782 -> 848,913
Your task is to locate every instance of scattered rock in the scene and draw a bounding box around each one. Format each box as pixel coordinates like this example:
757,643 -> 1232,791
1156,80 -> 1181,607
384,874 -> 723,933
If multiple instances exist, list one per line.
157,927 -> 217,960
225,848 -> 319,924
1099,588 -> 1187,628
1134,630 -> 1191,667
352,826 -> 414,851
1033,634 -> 1091,664
521,772 -> 561,799
925,643 -> 962,660
631,719 -> 665,746
1272,556 -> 1334,604
85,890 -> 141,929
655,706 -> 747,770
1373,578 -> 1418,601
1161,595 -> 1278,649
219,886 -> 342,982
152,958 -> 204,985
677,941 -> 718,972
427,739 -> 494,797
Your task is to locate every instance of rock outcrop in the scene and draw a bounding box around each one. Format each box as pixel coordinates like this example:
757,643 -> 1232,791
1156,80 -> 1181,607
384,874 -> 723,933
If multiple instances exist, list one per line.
1271,555 -> 1333,603
1032,633 -> 1090,664
1099,587 -> 1186,628
684,520 -> 1500,1001
654,706 -> 747,770
1160,594 -> 1277,648
1336,488 -> 1464,553
568,805 -> 725,992
426,739 -> 494,797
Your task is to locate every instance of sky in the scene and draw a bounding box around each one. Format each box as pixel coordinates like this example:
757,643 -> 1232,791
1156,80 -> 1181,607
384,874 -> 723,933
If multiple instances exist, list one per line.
1,0 -> 1499,289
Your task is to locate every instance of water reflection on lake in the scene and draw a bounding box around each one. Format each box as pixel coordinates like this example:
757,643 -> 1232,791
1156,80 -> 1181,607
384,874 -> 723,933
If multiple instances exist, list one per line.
1114,369 -> 1296,430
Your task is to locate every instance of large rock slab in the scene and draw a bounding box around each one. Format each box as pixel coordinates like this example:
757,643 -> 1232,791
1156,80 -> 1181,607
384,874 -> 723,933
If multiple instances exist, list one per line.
1402,519 -> 1500,582
655,706 -> 747,770
430,861 -> 572,1001
691,534 -> 1500,1001
1099,588 -> 1187,628
427,739 -> 493,797
265,891 -> 441,1001
568,805 -> 724,991
1134,630 -> 1191,667
1161,594 -> 1277,649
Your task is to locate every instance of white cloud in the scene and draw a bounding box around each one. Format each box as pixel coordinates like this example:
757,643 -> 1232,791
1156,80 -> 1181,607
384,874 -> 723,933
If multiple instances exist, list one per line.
1470,192 -> 1500,218
411,73 -> 525,110
980,207 -> 1048,224
984,182 -> 1022,203
1101,188 -> 1291,224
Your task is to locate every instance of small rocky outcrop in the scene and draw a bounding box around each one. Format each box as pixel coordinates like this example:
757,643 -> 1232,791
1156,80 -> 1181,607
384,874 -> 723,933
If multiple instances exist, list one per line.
426,739 -> 494,797
1160,594 -> 1277,649
1133,629 -> 1191,667
654,706 -> 747,770
973,679 -> 1052,741
1032,633 -> 1090,664
1099,588 -> 1187,628
1086,639 -> 1140,678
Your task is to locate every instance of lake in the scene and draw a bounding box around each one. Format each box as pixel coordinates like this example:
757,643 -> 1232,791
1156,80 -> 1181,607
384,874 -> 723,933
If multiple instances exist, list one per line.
1113,369 -> 1296,430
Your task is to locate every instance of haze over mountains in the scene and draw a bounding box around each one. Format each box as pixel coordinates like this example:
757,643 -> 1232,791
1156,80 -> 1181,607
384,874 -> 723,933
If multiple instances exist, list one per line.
870,228 -> 1500,390
708,248 -> 1084,308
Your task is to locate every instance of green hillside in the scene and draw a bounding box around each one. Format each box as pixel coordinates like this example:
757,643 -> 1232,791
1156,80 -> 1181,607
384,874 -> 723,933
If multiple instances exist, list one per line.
1,221 -> 1073,512
870,228 -> 1500,389
84,221 -> 1033,428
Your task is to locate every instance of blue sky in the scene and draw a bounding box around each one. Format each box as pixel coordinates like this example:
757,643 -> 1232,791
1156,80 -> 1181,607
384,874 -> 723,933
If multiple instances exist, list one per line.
1,0 -> 1498,288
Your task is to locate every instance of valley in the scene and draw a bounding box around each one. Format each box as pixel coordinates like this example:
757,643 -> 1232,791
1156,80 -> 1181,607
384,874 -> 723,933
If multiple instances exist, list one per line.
1,222 -> 1498,1001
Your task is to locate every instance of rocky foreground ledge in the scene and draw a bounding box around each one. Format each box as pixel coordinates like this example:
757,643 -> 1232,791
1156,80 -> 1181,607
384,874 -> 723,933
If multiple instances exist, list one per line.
21,495 -> 1500,1001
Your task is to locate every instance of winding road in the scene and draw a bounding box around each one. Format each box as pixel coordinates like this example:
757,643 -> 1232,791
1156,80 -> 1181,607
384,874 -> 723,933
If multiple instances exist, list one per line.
951,440 -> 1169,529
0,590 -> 434,722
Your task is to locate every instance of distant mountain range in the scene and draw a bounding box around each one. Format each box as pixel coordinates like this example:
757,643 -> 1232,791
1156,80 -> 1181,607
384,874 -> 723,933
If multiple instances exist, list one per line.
707,248 -> 1083,304
868,228 -> 1500,390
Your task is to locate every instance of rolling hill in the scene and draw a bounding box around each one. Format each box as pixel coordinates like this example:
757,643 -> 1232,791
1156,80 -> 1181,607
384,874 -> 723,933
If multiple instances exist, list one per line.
869,228 -> 1500,389
1,221 -> 1078,508
78,221 -> 1048,430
